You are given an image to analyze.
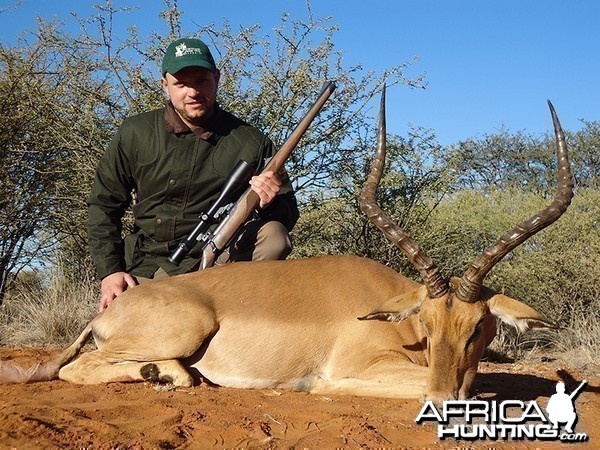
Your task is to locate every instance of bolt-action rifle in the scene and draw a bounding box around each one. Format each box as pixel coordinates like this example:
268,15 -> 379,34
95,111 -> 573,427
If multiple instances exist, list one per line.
168,81 -> 336,269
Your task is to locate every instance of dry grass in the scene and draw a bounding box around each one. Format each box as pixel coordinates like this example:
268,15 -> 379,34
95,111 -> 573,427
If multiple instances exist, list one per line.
0,264 -> 98,348
485,314 -> 600,376
551,311 -> 600,369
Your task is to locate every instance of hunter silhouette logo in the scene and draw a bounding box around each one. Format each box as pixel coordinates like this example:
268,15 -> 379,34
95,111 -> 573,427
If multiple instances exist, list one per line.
547,380 -> 586,434
416,380 -> 589,442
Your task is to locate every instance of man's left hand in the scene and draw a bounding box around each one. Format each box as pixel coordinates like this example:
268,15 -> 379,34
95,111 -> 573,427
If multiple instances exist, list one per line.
249,170 -> 282,209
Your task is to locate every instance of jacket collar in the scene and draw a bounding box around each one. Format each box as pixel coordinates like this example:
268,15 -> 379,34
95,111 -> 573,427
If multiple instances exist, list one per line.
163,101 -> 221,140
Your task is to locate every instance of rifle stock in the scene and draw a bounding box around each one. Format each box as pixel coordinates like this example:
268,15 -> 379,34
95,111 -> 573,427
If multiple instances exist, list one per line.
200,81 -> 336,269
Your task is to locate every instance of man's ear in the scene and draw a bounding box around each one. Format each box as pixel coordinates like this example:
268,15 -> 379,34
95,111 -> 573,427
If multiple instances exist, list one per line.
358,285 -> 428,323
161,76 -> 169,95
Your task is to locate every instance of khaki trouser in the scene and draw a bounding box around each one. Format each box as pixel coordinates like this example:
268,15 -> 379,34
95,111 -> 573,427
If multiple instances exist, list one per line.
136,219 -> 292,284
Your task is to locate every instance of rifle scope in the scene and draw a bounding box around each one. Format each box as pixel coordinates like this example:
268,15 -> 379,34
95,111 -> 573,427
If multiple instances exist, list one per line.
168,160 -> 255,266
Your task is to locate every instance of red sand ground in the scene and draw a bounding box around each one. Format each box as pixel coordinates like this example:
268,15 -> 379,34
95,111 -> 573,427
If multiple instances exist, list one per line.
0,347 -> 598,449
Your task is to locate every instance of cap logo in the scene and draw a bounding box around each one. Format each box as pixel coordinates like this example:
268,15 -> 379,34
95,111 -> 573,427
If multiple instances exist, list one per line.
174,42 -> 204,58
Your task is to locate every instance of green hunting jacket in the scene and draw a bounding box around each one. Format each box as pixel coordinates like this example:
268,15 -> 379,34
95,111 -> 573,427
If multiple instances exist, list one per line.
87,103 -> 299,280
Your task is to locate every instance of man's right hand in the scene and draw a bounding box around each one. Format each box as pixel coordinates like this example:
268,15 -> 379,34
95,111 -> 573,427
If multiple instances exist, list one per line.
99,271 -> 137,312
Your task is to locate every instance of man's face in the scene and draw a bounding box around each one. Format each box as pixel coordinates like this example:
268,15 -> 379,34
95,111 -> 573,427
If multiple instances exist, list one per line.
162,66 -> 220,127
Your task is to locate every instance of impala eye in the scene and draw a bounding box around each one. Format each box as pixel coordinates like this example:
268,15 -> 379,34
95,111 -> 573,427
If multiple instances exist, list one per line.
466,318 -> 485,348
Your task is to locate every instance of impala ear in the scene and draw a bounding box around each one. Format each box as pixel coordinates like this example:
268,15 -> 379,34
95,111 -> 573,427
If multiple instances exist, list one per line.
359,285 -> 428,323
488,294 -> 557,332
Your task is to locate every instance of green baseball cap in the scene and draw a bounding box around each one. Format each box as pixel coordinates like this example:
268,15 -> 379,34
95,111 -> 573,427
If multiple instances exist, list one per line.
161,38 -> 217,76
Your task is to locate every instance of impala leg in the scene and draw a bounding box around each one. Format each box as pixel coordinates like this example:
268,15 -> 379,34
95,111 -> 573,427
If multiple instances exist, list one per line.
58,351 -> 193,387
308,359 -> 429,399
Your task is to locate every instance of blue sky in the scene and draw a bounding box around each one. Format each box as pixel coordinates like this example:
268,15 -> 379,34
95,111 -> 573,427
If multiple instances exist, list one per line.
1,0 -> 598,146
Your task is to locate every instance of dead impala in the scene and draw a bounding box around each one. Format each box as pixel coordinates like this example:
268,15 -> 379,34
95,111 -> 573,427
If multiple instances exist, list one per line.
0,88 -> 573,401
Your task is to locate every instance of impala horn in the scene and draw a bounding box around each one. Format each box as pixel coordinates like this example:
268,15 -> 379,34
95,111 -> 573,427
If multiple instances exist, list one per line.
456,101 -> 575,303
359,85 -> 448,298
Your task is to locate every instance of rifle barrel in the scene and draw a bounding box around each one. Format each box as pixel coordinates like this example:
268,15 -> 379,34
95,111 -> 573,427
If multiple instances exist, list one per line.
200,81 -> 336,269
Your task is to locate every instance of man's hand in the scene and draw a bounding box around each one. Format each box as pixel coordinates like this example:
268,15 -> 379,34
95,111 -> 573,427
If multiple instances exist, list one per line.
99,271 -> 137,312
249,170 -> 282,209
